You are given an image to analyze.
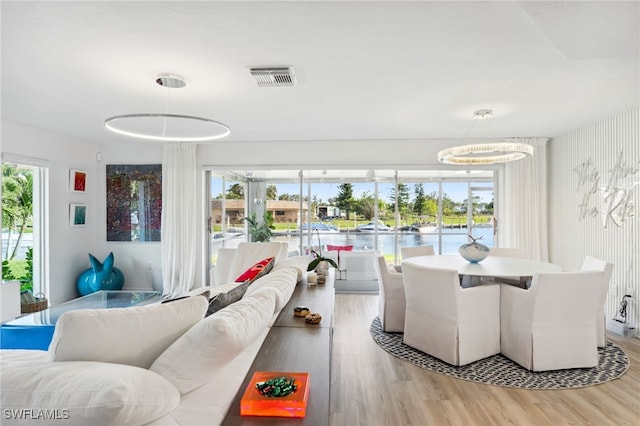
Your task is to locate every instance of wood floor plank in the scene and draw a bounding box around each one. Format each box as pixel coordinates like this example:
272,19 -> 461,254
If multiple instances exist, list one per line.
330,293 -> 640,426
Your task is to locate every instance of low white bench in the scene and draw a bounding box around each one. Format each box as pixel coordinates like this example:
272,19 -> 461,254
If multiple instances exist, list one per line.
325,249 -> 380,281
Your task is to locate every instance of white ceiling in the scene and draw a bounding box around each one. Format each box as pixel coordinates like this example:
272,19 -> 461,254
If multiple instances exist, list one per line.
2,1 -> 638,146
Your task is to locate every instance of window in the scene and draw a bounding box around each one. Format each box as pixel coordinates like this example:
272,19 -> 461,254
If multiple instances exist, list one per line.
206,168 -> 495,282
2,159 -> 48,297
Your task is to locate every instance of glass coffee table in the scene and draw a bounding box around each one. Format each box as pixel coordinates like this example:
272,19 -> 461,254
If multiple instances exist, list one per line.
1,290 -> 162,350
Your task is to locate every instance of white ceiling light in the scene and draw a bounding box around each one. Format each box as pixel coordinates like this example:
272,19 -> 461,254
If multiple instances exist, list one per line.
437,109 -> 533,165
438,142 -> 534,165
104,73 -> 230,142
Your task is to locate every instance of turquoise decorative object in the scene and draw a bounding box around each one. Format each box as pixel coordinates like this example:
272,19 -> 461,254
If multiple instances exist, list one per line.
458,235 -> 490,263
77,252 -> 125,296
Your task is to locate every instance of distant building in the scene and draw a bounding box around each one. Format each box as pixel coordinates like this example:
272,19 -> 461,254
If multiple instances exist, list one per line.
318,205 -> 341,219
211,199 -> 308,224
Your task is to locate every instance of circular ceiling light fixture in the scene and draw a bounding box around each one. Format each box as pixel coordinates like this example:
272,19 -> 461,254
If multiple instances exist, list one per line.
437,109 -> 533,165
104,73 -> 230,142
438,142 -> 534,165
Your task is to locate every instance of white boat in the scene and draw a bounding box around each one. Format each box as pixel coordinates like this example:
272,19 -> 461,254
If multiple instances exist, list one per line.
410,223 -> 438,233
357,221 -> 391,232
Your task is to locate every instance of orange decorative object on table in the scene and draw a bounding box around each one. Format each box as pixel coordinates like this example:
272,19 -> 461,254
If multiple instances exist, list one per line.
240,371 -> 310,418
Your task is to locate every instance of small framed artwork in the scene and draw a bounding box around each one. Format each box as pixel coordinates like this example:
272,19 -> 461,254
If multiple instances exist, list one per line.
70,203 -> 87,227
70,169 -> 87,193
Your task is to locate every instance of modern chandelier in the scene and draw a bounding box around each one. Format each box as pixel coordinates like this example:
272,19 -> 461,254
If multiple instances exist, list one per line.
104,73 -> 230,142
437,109 -> 533,165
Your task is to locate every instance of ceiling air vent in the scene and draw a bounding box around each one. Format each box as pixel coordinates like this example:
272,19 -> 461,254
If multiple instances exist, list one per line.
249,67 -> 296,87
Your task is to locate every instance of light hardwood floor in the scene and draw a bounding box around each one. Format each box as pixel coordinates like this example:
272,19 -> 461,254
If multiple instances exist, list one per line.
329,293 -> 640,426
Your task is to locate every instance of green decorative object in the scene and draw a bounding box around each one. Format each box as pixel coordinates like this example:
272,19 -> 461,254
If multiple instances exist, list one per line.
255,376 -> 297,397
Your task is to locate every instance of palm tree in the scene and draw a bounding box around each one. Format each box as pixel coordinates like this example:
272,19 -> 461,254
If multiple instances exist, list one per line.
2,164 -> 33,260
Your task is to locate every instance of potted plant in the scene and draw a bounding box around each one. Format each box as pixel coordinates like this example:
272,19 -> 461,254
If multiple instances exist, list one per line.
244,212 -> 275,242
307,229 -> 338,272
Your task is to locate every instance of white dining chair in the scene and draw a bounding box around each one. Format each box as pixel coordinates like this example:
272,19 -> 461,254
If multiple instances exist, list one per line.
397,245 -> 435,272
400,245 -> 435,260
500,270 -> 607,371
374,255 -> 406,332
402,262 -> 500,366
581,256 -> 614,347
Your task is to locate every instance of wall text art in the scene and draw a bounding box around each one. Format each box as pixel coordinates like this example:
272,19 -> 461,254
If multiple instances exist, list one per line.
574,151 -> 639,229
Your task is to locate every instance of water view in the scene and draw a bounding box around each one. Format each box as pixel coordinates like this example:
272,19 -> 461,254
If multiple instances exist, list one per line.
209,226 -> 495,261
288,226 -> 494,256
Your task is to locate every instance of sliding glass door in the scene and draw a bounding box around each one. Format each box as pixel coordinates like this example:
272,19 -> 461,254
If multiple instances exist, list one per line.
206,168 -> 495,282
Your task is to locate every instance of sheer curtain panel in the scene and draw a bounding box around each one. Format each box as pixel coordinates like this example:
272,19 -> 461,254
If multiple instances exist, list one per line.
161,142 -> 197,297
497,138 -> 550,261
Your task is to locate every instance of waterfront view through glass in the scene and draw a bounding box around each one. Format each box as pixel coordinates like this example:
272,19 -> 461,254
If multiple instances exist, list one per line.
292,226 -> 495,255
208,169 -> 495,269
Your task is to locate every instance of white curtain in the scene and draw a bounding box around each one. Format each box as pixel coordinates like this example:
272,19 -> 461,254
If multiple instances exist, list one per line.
161,142 -> 197,297
496,137 -> 550,261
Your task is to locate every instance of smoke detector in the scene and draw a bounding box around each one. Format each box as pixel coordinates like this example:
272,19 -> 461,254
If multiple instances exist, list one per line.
249,67 -> 296,87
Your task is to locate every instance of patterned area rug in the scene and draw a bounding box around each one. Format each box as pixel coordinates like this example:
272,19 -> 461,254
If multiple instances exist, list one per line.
370,316 -> 629,389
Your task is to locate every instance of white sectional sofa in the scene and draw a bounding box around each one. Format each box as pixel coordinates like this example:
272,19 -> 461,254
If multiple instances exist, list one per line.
0,242 -> 310,426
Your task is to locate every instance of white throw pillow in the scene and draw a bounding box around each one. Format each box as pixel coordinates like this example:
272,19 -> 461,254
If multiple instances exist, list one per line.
244,268 -> 298,314
48,296 -> 207,368
150,289 -> 276,394
271,255 -> 310,282
0,361 -> 179,426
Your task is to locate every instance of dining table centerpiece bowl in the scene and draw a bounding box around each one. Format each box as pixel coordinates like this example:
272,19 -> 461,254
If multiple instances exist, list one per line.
458,235 -> 490,263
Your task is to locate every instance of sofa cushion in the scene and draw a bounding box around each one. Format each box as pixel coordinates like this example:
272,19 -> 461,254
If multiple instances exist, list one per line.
48,296 -> 207,369
0,360 -> 179,426
212,248 -> 237,285
150,289 -> 277,394
244,268 -> 298,315
0,349 -> 49,365
271,256 -> 310,282
205,280 -> 252,317
234,257 -> 274,283
226,242 -> 286,284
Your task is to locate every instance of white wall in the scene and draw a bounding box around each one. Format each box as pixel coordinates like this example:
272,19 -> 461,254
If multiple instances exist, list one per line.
2,120 -> 166,303
2,120 -> 101,305
549,108 -> 640,336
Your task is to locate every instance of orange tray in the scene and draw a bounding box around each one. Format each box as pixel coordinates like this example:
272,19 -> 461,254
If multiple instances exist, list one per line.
240,371 -> 310,418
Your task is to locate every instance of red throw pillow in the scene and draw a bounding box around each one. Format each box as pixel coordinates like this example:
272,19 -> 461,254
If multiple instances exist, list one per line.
326,245 -> 353,253
234,257 -> 275,283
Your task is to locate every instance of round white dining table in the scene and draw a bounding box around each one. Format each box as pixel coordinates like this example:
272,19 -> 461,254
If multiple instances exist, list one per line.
402,255 -> 562,278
